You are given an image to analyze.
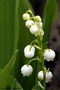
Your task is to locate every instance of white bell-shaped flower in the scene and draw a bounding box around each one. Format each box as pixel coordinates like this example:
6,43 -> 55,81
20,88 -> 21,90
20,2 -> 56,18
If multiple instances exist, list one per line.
24,45 -> 35,58
30,25 -> 39,35
38,71 -> 43,80
25,20 -> 34,28
21,65 -> 33,77
44,49 -> 55,61
46,71 -> 53,83
23,13 -> 30,20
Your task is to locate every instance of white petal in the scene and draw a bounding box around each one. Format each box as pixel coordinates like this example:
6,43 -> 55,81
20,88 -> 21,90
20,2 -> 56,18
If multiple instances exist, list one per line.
24,50 -> 34,58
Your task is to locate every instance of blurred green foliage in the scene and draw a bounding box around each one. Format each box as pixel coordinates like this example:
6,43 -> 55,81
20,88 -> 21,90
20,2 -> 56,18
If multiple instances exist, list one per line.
0,0 -> 16,67
43,0 -> 58,44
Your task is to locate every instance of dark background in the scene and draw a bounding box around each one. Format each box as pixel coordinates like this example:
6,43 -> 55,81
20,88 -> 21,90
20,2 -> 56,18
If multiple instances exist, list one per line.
29,0 -> 60,90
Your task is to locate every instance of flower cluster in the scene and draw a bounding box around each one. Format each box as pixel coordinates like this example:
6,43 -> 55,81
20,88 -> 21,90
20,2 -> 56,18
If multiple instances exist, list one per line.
21,9 -> 56,89
22,9 -> 44,40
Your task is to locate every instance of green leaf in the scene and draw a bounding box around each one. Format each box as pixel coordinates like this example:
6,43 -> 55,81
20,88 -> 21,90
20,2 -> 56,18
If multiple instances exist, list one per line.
11,79 -> 23,90
0,0 -> 19,68
0,70 -> 23,90
0,68 -> 2,72
32,84 -> 40,90
43,0 -> 58,44
7,75 -> 15,88
0,50 -> 18,89
6,74 -> 23,90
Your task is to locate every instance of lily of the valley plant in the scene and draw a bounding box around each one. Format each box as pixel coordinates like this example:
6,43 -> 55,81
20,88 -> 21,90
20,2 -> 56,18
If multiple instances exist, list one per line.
21,9 -> 55,90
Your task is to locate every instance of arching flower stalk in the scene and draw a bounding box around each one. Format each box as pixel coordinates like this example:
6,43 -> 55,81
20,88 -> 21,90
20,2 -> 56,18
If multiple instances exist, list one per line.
21,9 -> 56,90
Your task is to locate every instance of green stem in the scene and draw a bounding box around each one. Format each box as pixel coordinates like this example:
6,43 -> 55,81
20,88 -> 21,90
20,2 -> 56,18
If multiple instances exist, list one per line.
27,58 -> 41,66
33,45 -> 41,50
43,42 -> 48,47
37,35 -> 46,90
40,41 -> 46,90
38,81 -> 44,90
30,39 -> 38,45
26,9 -> 34,17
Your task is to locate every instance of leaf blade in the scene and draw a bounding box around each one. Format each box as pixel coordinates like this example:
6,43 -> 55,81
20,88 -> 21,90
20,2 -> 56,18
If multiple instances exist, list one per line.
0,0 -> 19,68
43,0 -> 58,44
11,79 -> 23,90
0,50 -> 18,89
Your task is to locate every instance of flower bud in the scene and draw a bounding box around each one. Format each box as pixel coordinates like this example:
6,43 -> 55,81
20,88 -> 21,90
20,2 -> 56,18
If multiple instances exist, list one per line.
34,15 -> 42,22
21,65 -> 33,77
44,49 -> 55,61
23,13 -> 30,20
25,20 -> 34,28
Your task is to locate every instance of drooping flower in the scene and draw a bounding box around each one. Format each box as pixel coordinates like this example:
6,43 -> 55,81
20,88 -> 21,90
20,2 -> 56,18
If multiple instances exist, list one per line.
44,49 -> 55,61
24,45 -> 35,58
38,70 -> 53,83
30,25 -> 39,35
25,20 -> 34,28
46,71 -> 53,83
38,71 -> 43,80
21,64 -> 33,77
